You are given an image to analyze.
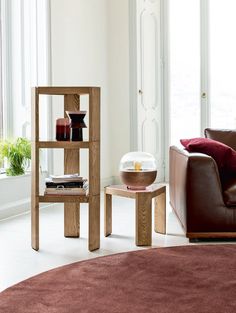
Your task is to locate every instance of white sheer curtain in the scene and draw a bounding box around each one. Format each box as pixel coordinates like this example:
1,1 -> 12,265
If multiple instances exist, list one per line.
1,0 -> 51,140
0,0 -> 51,172
0,0 -> 3,139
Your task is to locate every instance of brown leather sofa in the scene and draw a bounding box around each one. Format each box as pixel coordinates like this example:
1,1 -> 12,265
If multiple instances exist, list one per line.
169,128 -> 236,240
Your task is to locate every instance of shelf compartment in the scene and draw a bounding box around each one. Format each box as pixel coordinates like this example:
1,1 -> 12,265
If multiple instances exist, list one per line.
37,141 -> 89,149
39,195 -> 89,203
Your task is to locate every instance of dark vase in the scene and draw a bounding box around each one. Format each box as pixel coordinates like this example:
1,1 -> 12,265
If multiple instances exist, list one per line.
66,111 -> 87,141
56,118 -> 70,141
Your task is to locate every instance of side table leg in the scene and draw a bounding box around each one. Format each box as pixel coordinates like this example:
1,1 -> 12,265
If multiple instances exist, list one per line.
89,194 -> 100,251
135,193 -> 152,246
154,190 -> 166,234
104,191 -> 112,237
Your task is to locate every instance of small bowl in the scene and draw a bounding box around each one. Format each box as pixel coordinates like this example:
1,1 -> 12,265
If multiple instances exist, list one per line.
120,169 -> 157,190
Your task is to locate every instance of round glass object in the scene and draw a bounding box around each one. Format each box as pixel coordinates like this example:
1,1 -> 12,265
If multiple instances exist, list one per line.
119,152 -> 157,190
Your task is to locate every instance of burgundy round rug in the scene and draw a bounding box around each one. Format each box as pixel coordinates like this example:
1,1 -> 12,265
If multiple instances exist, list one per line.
1,245 -> 236,313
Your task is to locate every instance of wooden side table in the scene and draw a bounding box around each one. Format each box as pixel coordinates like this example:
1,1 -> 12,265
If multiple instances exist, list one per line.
104,184 -> 166,246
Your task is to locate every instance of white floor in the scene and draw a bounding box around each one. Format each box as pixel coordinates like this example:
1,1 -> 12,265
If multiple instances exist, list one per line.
0,191 -> 190,292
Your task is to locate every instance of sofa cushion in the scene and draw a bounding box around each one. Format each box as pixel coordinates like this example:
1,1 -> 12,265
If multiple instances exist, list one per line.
180,137 -> 236,174
222,177 -> 236,206
205,128 -> 236,151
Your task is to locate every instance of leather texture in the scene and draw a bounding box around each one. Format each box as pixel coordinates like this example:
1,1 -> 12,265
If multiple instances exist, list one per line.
222,176 -> 236,206
205,128 -> 236,150
170,128 -> 236,236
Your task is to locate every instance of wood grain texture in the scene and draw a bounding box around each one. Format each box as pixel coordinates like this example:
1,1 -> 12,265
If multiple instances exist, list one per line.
89,195 -> 100,251
89,142 -> 100,195
106,186 -> 136,199
154,189 -> 166,234
64,94 -> 80,237
89,87 -> 100,142
104,192 -> 112,237
64,203 -> 80,238
135,193 -> 152,246
39,195 -> 89,203
104,184 -> 166,246
89,88 -> 100,197
37,86 -> 91,95
32,87 -> 101,251
105,184 -> 166,199
38,141 -> 89,149
88,88 -> 100,250
31,88 -> 40,250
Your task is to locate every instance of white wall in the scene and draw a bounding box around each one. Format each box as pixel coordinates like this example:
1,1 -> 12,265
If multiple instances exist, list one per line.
50,0 -> 130,184
50,0 -> 112,184
107,0 -> 130,181
0,174 -> 31,219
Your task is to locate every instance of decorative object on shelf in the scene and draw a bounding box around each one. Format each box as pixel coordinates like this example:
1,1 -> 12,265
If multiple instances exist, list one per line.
66,111 -> 87,141
0,137 -> 31,176
44,174 -> 88,196
119,151 -> 157,190
56,118 -> 70,141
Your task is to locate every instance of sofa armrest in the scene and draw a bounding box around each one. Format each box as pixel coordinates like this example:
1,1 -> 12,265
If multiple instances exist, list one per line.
169,146 -> 225,232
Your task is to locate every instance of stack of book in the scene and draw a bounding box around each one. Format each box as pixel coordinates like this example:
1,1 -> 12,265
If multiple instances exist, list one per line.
44,174 -> 88,196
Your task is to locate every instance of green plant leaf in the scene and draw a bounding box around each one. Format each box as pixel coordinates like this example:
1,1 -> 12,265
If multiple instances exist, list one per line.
0,137 -> 31,176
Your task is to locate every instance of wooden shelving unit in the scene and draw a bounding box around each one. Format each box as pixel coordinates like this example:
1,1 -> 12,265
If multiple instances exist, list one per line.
31,87 -> 100,252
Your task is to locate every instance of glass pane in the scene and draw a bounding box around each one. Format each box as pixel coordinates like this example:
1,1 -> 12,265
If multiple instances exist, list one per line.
169,0 -> 201,145
209,0 -> 236,129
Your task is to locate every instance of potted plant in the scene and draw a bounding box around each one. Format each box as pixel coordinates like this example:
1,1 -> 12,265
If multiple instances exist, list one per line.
0,137 -> 31,176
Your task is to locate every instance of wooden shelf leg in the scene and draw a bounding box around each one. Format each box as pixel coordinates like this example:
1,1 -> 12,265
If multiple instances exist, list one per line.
89,195 -> 100,251
104,191 -> 112,237
154,190 -> 166,234
135,193 -> 152,246
64,94 -> 81,238
64,204 -> 80,237
31,198 -> 39,250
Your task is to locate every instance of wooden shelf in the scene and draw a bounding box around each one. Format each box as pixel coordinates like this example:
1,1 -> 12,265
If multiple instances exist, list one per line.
37,141 -> 90,149
37,86 -> 95,95
31,86 -> 100,252
39,195 -> 89,203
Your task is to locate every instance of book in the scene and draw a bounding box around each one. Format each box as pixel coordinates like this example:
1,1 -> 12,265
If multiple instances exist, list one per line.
44,187 -> 88,196
45,178 -> 88,188
49,174 -> 83,183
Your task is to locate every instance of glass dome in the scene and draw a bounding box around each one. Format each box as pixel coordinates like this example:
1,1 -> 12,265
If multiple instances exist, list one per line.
119,152 -> 157,190
119,151 -> 157,172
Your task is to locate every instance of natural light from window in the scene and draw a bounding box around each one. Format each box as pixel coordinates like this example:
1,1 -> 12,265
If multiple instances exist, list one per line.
170,0 -> 236,146
209,0 -> 236,129
169,0 -> 200,146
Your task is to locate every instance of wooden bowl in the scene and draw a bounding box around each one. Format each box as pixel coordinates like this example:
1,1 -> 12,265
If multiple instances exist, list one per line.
120,170 -> 157,190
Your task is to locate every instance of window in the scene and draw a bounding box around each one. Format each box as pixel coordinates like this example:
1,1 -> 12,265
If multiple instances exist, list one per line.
209,0 -> 236,129
0,0 -> 51,172
1,0 -> 50,139
169,0 -> 200,145
0,0 -> 3,139
169,0 -> 236,146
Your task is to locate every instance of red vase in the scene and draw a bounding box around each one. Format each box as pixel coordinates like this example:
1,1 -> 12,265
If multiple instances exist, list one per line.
56,118 -> 70,141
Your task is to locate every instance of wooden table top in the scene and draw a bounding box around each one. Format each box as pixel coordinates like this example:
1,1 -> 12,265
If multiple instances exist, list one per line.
105,184 -> 166,199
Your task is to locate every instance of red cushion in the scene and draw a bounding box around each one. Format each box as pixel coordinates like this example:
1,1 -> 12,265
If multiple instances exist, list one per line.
180,137 -> 236,173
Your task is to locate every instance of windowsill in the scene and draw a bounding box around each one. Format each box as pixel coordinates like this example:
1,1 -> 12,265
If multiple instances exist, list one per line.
0,171 -> 31,181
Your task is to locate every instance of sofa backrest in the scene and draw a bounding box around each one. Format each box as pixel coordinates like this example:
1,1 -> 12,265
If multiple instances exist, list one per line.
205,128 -> 236,151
